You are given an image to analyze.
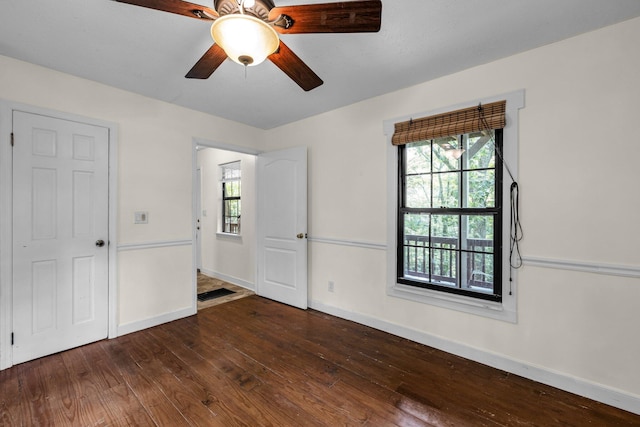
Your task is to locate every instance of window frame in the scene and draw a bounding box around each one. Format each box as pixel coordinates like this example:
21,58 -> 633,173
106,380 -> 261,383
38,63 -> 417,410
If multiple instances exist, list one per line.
396,131 -> 503,302
384,90 -> 524,323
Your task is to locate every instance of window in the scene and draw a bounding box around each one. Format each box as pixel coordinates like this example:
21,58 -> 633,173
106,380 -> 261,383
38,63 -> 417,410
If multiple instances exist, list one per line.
385,92 -> 524,322
398,130 -> 503,302
221,161 -> 241,234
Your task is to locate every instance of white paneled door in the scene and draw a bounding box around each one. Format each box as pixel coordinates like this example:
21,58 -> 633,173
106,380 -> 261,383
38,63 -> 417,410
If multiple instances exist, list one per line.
257,147 -> 307,309
12,111 -> 109,364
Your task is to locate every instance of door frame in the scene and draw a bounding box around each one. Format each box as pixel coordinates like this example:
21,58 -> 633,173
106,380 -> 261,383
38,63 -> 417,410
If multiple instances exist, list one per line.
195,167 -> 202,271
0,100 -> 118,370
191,138 -> 261,306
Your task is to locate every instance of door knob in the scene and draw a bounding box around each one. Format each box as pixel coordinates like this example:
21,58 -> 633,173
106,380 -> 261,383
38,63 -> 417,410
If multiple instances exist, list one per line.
96,239 -> 105,247
296,233 -> 307,239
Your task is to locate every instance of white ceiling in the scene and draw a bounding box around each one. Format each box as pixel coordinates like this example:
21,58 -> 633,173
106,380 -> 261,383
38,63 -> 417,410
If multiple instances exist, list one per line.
2,1 -> 640,129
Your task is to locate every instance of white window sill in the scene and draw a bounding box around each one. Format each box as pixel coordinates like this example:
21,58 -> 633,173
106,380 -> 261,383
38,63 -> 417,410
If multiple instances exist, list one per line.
216,232 -> 242,240
388,282 -> 517,323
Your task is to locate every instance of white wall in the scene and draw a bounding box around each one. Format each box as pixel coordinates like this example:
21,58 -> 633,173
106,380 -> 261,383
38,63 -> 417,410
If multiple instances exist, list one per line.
263,17 -> 640,408
0,55 -> 261,332
197,148 -> 256,288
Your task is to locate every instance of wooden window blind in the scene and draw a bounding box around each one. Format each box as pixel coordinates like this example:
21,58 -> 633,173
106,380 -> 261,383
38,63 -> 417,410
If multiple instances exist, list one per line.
391,101 -> 506,146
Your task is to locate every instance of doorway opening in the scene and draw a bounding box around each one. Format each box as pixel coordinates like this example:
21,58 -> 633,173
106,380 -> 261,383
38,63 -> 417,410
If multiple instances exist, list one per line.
192,140 -> 309,311
192,139 -> 260,311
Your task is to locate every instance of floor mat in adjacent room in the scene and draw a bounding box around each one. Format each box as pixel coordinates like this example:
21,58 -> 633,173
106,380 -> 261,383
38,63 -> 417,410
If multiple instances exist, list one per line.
197,288 -> 236,302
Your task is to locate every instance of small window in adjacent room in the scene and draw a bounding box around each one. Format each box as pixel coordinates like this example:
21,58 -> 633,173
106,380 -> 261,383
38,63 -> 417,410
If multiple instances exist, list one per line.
220,161 -> 241,234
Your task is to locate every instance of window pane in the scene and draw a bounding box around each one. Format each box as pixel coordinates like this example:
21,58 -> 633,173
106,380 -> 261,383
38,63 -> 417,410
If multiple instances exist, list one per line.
223,200 -> 241,233
430,248 -> 457,287
433,137 -> 461,172
224,181 -> 241,198
403,212 -> 430,237
221,161 -> 241,180
466,133 -> 495,170
431,214 -> 459,239
462,215 -> 494,253
406,175 -> 431,208
430,215 -> 459,286
225,199 -> 240,217
462,251 -> 494,293
403,213 -> 430,279
461,214 -> 494,293
406,141 -> 431,174
464,169 -> 495,208
432,172 -> 459,208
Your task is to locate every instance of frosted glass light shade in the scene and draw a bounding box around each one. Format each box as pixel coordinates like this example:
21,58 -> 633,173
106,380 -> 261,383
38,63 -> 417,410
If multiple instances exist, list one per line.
445,148 -> 465,161
211,14 -> 279,66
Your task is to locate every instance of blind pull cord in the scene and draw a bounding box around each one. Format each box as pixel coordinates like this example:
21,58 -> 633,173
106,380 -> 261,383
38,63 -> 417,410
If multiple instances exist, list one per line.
478,104 -> 523,295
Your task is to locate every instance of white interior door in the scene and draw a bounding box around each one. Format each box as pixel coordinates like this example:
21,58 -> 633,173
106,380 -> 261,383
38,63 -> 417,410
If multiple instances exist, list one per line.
12,111 -> 109,364
257,147 -> 307,309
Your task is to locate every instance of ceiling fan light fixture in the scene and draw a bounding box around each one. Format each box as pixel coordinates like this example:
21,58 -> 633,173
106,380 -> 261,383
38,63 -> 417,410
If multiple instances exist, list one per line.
211,14 -> 279,66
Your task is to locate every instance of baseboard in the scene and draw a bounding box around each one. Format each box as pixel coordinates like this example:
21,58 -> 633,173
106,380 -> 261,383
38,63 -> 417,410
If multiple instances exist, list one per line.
199,268 -> 255,291
309,299 -> 640,416
116,306 -> 196,337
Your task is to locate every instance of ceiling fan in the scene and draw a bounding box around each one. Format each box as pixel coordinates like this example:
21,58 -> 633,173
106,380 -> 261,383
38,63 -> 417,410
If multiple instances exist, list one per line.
113,0 -> 383,91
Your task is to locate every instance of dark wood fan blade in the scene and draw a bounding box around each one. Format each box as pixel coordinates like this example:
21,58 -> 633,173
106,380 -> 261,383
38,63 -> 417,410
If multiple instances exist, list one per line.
113,0 -> 218,20
269,0 -> 381,34
269,42 -> 323,91
186,44 -> 228,79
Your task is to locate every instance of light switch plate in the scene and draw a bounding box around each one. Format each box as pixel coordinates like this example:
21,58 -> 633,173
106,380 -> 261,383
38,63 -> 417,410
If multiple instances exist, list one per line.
134,211 -> 148,224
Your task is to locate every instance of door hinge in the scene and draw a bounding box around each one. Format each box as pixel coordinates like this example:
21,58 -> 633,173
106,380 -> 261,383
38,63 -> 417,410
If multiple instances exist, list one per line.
10,132 -> 14,147
11,332 -> 14,345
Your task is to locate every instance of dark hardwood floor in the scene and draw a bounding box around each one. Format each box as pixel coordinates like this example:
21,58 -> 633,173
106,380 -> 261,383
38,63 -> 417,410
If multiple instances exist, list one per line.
1,296 -> 638,426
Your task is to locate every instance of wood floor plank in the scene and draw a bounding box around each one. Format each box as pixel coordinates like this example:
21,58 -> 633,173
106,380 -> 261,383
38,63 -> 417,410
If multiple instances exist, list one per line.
0,402 -> 16,426
199,303 -> 477,424
56,346 -> 141,425
99,334 -> 194,426
198,300 -> 467,425
157,315 -> 367,426
148,325 -> 325,426
0,362 -> 22,425
18,358 -> 59,425
133,331 -> 242,426
61,345 -> 115,399
2,295 -> 639,426
94,382 -> 155,425
195,322 -> 377,424
205,297 -> 640,426
139,324 -> 302,426
38,351 -> 121,426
